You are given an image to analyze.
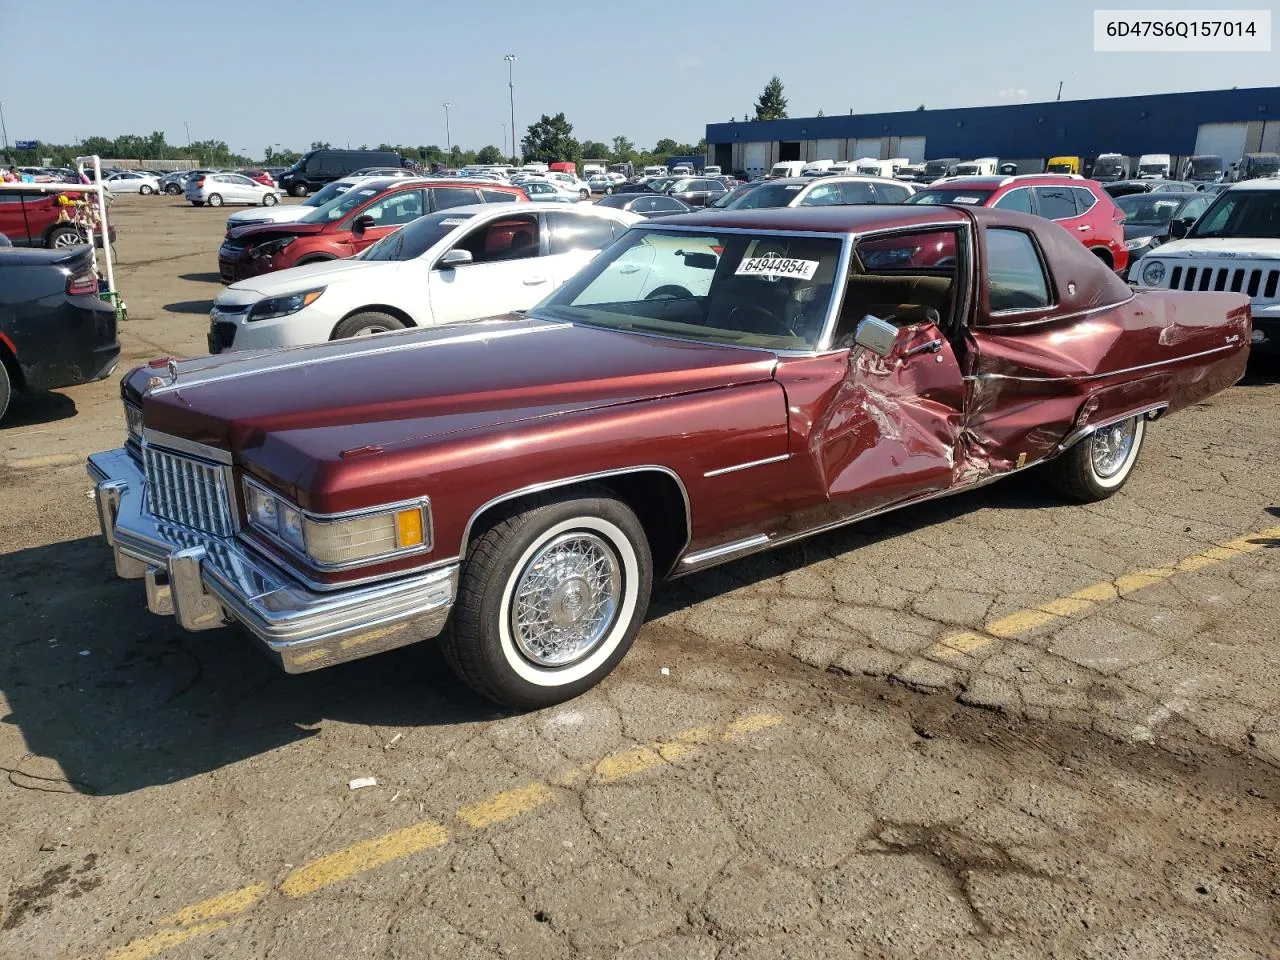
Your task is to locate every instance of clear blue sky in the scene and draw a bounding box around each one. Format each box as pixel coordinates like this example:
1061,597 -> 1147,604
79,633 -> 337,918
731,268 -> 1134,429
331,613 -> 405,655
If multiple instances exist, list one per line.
1,0 -> 1275,157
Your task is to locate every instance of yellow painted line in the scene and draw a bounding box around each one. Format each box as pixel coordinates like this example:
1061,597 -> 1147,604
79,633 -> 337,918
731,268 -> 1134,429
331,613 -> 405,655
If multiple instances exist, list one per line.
921,525 -> 1280,663
456,783 -> 555,829
160,884 -> 267,926
279,819 -> 449,898
107,711 -> 786,959
106,920 -> 232,960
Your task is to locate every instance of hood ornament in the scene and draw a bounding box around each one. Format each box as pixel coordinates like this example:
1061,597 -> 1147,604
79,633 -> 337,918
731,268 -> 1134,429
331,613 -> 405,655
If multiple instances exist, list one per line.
146,359 -> 180,393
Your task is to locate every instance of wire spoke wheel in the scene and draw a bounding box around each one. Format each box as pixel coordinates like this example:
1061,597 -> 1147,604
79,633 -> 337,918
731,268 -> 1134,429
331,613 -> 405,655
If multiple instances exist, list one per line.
1090,419 -> 1137,479
509,532 -> 622,668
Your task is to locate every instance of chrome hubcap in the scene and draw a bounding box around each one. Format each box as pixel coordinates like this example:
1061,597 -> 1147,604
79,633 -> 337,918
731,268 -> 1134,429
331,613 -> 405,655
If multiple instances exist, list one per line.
1091,419 -> 1136,478
510,532 -> 621,667
352,325 -> 390,336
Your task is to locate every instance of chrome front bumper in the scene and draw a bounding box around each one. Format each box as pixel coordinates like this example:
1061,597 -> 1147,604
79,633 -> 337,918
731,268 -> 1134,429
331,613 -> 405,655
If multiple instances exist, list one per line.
87,447 -> 457,673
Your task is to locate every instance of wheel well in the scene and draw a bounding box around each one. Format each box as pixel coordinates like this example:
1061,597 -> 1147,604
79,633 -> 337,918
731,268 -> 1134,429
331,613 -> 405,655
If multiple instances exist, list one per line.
0,340 -> 25,392
296,255 -> 336,266
337,304 -> 417,330
1089,246 -> 1113,269
465,470 -> 690,577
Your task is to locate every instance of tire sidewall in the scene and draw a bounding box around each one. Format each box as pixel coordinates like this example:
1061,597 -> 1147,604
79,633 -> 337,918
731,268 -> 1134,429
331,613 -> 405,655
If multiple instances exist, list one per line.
0,361 -> 11,423
463,497 -> 653,705
264,193 -> 278,206
332,312 -> 405,339
1085,415 -> 1145,492
208,194 -> 223,207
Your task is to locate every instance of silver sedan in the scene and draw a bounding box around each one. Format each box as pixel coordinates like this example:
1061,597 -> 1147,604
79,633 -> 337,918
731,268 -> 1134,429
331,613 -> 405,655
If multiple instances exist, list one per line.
103,171 -> 162,195
185,173 -> 281,208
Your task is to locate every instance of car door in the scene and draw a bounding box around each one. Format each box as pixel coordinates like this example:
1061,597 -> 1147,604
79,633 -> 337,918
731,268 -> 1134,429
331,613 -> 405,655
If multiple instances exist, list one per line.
0,193 -> 32,245
347,188 -> 427,253
223,174 -> 253,204
543,210 -> 617,284
426,211 -> 547,324
789,226 -> 968,520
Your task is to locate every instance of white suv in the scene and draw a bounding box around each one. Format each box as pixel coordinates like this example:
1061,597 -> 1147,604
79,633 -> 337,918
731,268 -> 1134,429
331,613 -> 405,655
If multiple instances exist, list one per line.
1131,180 -> 1280,350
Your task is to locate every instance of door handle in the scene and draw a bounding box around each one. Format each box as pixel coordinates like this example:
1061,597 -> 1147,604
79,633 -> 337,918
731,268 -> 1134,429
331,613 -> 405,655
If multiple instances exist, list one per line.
902,337 -> 944,358
1076,225 -> 1090,231
618,265 -> 642,274
522,277 -> 548,286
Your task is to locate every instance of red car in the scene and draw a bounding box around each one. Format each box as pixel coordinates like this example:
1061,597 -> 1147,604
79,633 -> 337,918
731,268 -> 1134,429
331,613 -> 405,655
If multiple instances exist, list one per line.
90,205 -> 1248,707
0,186 -> 117,249
907,174 -> 1128,274
238,169 -> 276,188
218,178 -> 528,282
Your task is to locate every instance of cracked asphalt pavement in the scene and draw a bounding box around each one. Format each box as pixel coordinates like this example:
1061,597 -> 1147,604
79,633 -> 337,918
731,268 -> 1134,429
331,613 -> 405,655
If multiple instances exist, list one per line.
2,195 -> 1279,959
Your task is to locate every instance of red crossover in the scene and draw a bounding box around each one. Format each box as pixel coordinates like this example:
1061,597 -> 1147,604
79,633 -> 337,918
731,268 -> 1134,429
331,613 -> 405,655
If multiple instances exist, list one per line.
0,187 -> 117,249
218,178 -> 528,283
238,169 -> 276,187
908,174 -> 1128,274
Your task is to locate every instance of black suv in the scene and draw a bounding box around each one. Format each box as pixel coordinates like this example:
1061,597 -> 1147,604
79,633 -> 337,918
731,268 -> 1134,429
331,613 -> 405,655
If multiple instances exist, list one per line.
278,150 -> 411,197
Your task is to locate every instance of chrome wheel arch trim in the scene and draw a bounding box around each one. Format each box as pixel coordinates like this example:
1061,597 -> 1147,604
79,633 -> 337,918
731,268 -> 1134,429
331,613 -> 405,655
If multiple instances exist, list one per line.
459,464 -> 693,563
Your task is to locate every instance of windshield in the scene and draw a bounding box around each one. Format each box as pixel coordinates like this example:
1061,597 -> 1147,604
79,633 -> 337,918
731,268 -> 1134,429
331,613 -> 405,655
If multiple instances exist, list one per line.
1094,159 -> 1124,176
299,185 -> 384,224
1188,190 -> 1280,239
647,177 -> 674,192
1138,164 -> 1167,176
1115,195 -> 1184,225
359,212 -> 472,261
1189,157 -> 1222,178
1245,157 -> 1280,177
924,161 -> 951,176
532,229 -> 843,351
304,180 -> 356,207
725,182 -> 806,209
906,189 -> 994,206
710,183 -> 759,208
954,165 -> 981,176
1046,163 -> 1075,173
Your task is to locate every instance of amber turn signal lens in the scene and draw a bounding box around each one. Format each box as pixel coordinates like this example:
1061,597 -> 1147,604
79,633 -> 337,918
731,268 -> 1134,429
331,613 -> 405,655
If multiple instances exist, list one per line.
396,508 -> 424,548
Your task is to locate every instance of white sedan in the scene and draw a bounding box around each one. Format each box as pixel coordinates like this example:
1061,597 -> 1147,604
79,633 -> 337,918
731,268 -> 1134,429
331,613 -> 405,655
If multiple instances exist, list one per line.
207,203 -> 641,352
521,180 -> 586,203
103,171 -> 161,195
545,172 -> 593,199
224,175 -> 379,230
186,172 -> 281,208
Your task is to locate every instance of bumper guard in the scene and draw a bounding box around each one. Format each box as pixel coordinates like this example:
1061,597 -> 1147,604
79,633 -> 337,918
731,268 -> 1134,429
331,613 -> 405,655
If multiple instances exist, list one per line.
87,447 -> 457,673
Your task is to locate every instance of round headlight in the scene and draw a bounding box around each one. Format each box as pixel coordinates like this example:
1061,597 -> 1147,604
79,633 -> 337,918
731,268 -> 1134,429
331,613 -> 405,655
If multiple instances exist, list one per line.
1140,260 -> 1165,287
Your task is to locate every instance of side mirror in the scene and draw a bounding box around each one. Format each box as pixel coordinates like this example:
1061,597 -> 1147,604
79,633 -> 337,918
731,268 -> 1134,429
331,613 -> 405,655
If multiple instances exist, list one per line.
853,315 -> 898,357
1168,218 -> 1189,239
352,214 -> 375,235
438,248 -> 473,268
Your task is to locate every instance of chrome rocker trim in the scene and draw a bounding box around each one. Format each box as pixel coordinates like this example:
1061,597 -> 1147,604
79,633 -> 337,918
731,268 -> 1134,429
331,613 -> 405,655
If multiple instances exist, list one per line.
87,447 -> 457,674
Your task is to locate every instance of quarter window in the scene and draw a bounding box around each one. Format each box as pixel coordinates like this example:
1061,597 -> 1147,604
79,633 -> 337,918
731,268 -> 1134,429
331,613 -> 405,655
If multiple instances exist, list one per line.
873,183 -> 911,203
1070,187 -> 1098,214
992,188 -> 1032,213
1031,186 -> 1078,220
480,189 -> 517,203
986,229 -> 1051,312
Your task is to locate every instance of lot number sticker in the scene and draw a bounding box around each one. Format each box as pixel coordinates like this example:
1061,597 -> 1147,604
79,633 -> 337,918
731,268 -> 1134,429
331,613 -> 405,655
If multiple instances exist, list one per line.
736,256 -> 820,280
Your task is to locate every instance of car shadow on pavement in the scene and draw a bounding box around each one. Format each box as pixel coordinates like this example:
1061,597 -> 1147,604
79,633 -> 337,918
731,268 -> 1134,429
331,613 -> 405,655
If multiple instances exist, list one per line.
162,300 -> 214,315
178,273 -> 222,284
0,392 -> 77,430
0,477 -> 1073,798
0,537 -> 504,797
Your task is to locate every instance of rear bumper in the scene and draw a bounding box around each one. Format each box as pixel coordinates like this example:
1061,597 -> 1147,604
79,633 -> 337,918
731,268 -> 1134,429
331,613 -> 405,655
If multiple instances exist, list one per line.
86,447 -> 457,673
17,297 -> 119,391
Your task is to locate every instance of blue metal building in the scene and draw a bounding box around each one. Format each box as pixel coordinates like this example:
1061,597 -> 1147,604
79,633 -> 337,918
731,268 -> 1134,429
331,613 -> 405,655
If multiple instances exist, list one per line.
705,86 -> 1280,177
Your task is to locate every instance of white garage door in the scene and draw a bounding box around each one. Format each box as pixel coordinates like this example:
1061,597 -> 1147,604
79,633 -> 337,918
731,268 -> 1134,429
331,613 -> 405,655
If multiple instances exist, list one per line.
898,136 -> 926,163
1194,123 -> 1248,164
853,138 -> 881,160
743,142 -> 770,177
1261,121 -> 1280,154
813,139 -> 842,162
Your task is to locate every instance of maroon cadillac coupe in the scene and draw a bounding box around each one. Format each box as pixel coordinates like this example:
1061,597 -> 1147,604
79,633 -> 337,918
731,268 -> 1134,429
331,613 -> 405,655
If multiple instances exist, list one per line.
88,206 -> 1251,708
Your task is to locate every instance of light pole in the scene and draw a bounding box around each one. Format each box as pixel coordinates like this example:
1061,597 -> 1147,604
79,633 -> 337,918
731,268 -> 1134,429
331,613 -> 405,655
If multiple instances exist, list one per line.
443,102 -> 452,155
504,54 -> 517,163
0,101 -> 9,157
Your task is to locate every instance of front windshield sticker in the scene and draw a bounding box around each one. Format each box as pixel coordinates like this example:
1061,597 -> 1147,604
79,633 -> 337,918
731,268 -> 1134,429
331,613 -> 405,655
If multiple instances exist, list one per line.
357,189 -> 377,196
735,256 -> 820,280
439,217 -> 469,225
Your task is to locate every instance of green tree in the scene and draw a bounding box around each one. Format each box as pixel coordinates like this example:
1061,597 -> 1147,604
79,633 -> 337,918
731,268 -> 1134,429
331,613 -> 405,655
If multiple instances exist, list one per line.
611,135 -> 636,161
310,141 -> 332,151
521,113 -> 580,165
475,144 -> 505,164
580,140 -> 609,159
754,75 -> 789,121
816,108 -> 825,117
652,138 -> 678,158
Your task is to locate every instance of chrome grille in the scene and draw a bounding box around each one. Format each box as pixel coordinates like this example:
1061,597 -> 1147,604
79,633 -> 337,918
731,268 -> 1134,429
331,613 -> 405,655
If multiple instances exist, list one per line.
143,445 -> 235,537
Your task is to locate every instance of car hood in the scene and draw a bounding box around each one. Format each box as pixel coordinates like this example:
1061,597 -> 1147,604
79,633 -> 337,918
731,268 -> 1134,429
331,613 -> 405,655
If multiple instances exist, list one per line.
219,258 -> 381,299
226,206 -> 311,228
227,220 -> 329,242
1143,237 -> 1280,260
129,317 -> 777,505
